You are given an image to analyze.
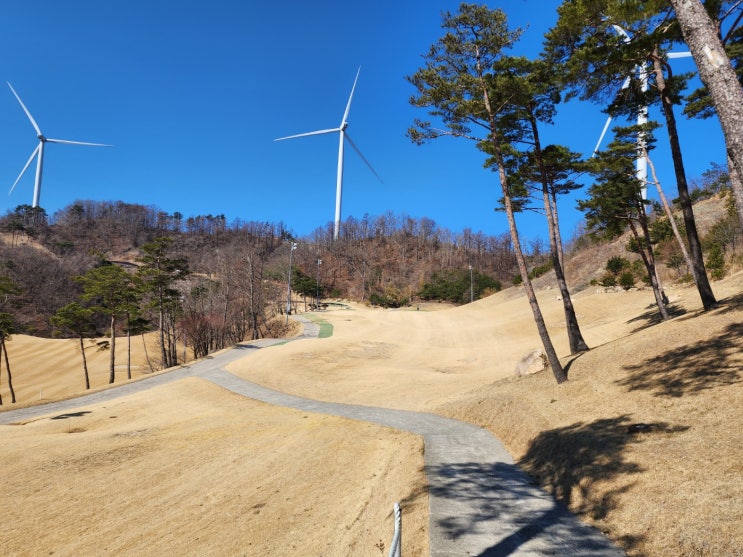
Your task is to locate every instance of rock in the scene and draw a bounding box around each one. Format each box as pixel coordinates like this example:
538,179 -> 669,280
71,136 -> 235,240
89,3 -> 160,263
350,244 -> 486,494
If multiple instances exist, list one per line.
515,348 -> 547,377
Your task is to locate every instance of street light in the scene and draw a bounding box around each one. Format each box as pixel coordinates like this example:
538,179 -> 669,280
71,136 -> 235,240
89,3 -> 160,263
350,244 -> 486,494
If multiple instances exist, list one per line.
286,242 -> 297,325
469,264 -> 474,303
316,258 -> 323,309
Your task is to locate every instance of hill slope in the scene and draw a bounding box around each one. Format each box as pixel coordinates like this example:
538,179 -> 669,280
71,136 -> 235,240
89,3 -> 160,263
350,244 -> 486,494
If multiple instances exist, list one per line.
0,267 -> 740,556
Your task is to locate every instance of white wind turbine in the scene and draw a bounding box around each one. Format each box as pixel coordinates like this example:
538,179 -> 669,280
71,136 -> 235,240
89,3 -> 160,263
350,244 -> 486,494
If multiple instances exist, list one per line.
7,82 -> 111,208
592,25 -> 692,201
275,67 -> 382,240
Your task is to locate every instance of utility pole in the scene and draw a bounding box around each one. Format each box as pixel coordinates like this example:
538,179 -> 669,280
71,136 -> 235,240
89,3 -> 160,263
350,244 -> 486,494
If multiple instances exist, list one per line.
286,242 -> 297,325
316,258 -> 322,308
469,264 -> 474,303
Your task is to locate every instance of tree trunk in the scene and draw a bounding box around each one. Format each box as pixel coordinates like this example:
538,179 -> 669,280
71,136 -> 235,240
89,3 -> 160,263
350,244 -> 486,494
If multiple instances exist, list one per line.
550,192 -> 565,269
530,114 -> 589,354
628,219 -> 669,320
644,147 -> 695,274
727,153 -> 743,229
2,337 -> 16,403
159,304 -> 167,369
109,314 -> 116,384
79,335 -> 90,390
652,48 -> 717,309
479,60 -> 567,383
141,333 -> 154,373
126,313 -> 132,380
671,0 -> 743,236
0,342 -> 4,405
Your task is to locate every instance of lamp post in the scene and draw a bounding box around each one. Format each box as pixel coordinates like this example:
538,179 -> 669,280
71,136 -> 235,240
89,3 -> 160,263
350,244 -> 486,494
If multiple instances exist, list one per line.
286,242 -> 297,325
469,264 -> 474,303
316,258 -> 322,309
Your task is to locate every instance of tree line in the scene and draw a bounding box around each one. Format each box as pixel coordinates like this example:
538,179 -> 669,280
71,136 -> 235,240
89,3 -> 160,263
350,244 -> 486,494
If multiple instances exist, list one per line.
0,200 -> 522,401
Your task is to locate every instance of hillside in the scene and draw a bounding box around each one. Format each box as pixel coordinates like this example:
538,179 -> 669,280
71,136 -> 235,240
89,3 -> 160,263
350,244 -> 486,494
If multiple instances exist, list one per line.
1,266 -> 740,555
0,194 -> 741,555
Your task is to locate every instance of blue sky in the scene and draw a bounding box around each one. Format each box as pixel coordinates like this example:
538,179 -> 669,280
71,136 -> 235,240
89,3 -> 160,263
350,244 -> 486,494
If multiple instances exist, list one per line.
0,1 -> 727,245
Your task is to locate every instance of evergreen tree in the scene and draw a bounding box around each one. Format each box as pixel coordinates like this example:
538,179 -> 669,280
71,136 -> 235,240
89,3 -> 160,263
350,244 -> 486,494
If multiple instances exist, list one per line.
136,237 -> 189,369
77,264 -> 138,384
408,4 -> 568,383
51,302 -> 97,390
581,124 -> 670,319
545,0 -> 717,310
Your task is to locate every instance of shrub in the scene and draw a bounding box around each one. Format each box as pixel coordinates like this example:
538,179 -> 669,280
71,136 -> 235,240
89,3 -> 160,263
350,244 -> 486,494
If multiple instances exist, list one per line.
419,268 -> 501,304
619,271 -> 635,290
606,256 -> 630,275
706,243 -> 726,280
599,273 -> 617,287
369,287 -> 409,308
529,261 -> 553,279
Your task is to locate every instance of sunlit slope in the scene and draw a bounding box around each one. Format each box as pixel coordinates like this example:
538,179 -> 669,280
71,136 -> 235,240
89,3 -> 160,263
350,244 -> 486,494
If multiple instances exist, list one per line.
230,283 -> 682,411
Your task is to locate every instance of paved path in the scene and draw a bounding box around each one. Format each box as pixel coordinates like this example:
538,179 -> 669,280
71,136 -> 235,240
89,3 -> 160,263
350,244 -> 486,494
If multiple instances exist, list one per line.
0,317 -> 623,557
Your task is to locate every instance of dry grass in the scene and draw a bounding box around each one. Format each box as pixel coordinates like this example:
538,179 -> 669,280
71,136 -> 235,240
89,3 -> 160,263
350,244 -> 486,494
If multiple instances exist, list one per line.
438,281 -> 743,556
0,267 -> 741,556
2,380 -> 428,556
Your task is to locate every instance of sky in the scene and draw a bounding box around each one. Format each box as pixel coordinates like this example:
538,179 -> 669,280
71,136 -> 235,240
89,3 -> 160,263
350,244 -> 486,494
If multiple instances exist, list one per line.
0,1 -> 728,245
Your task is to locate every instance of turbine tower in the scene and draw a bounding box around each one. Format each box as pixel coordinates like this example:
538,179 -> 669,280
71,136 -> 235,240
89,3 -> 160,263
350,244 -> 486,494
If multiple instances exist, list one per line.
7,82 -> 111,208
592,25 -> 691,201
275,67 -> 382,240
592,25 -> 649,200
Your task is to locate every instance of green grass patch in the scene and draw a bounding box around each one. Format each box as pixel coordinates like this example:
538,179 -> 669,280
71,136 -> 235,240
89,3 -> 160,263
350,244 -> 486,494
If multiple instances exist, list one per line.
304,314 -> 334,338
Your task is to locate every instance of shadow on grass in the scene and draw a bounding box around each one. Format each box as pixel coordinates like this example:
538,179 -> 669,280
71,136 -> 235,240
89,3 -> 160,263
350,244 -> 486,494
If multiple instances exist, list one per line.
616,322 -> 743,397
627,302 -> 687,333
712,290 -> 743,315
423,456 -> 627,555
51,410 -> 92,420
517,415 -> 688,554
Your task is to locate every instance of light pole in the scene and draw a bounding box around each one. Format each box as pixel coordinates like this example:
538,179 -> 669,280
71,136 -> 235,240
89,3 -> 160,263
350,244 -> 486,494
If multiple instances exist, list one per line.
316,258 -> 322,309
286,242 -> 297,325
469,264 -> 474,303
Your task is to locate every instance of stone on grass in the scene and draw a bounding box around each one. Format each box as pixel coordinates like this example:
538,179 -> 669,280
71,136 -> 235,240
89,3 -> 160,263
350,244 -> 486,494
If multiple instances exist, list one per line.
515,348 -> 547,377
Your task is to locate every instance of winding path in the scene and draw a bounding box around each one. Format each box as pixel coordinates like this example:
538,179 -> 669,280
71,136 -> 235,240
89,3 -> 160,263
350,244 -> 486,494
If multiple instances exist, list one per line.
0,317 -> 623,556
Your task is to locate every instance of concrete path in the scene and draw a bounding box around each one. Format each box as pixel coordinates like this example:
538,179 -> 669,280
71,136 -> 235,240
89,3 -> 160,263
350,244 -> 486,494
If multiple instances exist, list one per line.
0,317 -> 623,556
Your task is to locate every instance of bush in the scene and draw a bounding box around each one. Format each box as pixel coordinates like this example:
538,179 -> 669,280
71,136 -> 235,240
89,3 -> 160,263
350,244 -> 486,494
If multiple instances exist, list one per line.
606,256 -> 630,275
619,271 -> 635,290
599,273 -> 617,287
529,261 -> 553,279
419,269 -> 501,304
706,243 -> 726,280
369,288 -> 409,308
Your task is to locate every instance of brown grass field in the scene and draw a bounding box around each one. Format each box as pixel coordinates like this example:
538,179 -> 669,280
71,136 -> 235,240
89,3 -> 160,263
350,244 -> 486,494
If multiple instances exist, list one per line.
1,271 -> 741,556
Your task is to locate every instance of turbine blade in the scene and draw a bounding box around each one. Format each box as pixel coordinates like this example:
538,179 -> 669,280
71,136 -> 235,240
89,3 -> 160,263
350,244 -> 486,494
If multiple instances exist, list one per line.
274,128 -> 339,141
667,51 -> 692,59
45,138 -> 112,147
9,144 -> 40,195
345,132 -> 382,183
593,115 -> 613,156
341,67 -> 361,125
7,82 -> 43,137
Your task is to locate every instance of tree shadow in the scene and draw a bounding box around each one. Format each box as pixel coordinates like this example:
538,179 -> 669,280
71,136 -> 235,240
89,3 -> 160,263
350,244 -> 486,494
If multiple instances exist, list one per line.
516,415 -> 688,554
425,449 -> 629,555
50,410 -> 91,420
710,290 -> 743,315
563,351 -> 587,379
627,302 -> 687,333
616,322 -> 743,397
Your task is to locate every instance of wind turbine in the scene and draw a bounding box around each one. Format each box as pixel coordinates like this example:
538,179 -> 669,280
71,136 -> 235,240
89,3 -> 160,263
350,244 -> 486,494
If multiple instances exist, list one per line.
275,67 -> 382,240
592,25 -> 692,201
7,82 -> 111,208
